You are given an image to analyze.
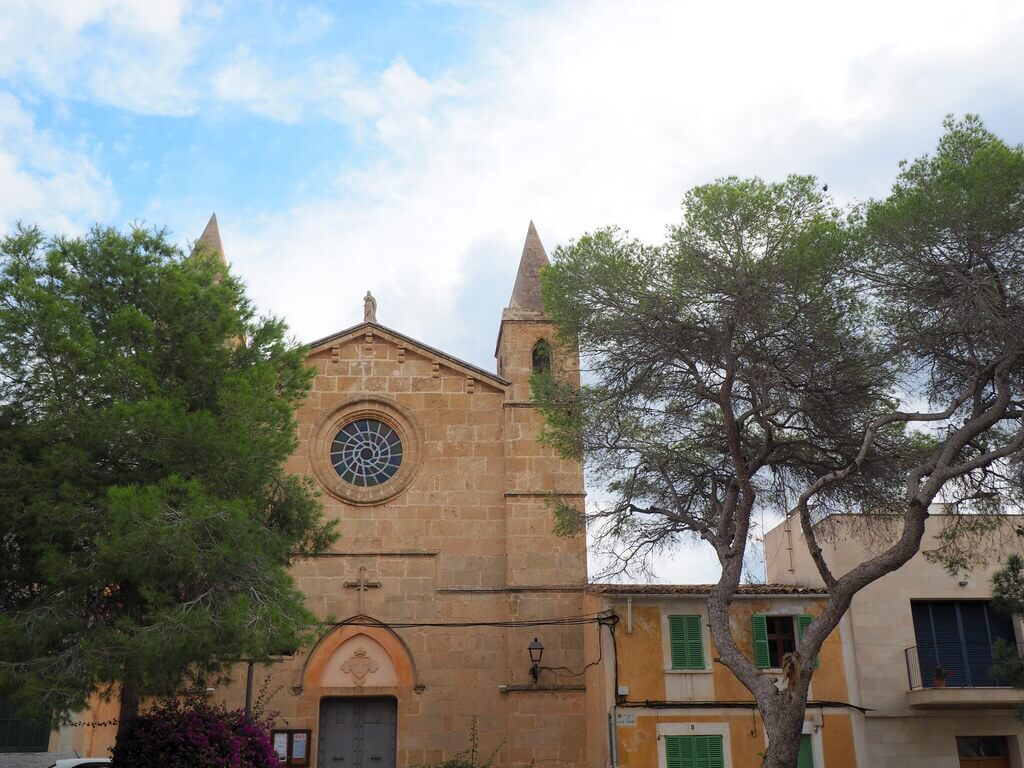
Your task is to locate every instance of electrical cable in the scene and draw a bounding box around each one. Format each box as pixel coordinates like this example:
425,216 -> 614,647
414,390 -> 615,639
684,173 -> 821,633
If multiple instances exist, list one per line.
326,611 -> 609,630
541,613 -> 618,678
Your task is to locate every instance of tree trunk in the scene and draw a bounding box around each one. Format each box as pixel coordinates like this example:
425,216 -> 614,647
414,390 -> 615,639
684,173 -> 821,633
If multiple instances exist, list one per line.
114,674 -> 141,754
759,701 -> 807,768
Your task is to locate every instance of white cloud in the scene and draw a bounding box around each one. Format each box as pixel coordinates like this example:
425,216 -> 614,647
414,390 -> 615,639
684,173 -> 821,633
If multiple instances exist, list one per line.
211,48 -> 310,123
7,0 -> 1024,581
206,0 -> 1024,582
0,91 -> 118,233
221,0 -> 1024,345
210,50 -> 462,140
0,0 -> 197,114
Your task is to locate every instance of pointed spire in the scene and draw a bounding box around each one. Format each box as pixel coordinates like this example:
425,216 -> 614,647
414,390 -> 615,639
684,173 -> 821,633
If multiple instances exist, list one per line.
507,220 -> 549,312
194,213 -> 226,265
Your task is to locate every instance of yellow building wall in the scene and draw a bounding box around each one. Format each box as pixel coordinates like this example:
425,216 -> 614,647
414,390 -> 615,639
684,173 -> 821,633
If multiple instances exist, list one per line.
610,598 -> 849,703
599,595 -> 859,767
616,605 -> 667,701
616,712 -> 857,768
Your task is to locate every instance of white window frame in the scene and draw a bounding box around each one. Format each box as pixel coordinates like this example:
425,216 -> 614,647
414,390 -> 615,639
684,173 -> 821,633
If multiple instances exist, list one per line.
801,719 -> 825,768
661,609 -> 713,674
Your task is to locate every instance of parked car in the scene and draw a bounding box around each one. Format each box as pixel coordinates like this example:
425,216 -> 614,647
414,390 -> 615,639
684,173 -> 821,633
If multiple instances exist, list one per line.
46,759 -> 111,768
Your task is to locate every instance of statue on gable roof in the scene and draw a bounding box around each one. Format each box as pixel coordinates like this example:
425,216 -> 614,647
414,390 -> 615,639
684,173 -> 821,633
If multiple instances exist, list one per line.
363,291 -> 377,323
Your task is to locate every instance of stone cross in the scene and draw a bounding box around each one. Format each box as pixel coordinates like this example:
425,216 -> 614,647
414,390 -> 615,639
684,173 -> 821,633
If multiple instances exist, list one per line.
344,566 -> 382,614
363,291 -> 377,323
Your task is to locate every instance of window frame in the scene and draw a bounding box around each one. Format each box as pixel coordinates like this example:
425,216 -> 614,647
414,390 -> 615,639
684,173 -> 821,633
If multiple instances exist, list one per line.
531,339 -> 552,374
0,698 -> 51,753
752,613 -> 818,670
910,599 -> 1018,688
764,614 -> 798,668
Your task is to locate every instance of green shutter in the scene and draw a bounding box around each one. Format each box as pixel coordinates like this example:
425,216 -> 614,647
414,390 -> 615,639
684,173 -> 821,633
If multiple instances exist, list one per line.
665,735 -> 683,768
706,736 -> 724,768
669,615 -> 705,670
797,734 -> 814,768
797,614 -> 820,668
694,735 -> 709,767
752,614 -> 771,668
680,736 -> 694,768
664,736 -> 724,768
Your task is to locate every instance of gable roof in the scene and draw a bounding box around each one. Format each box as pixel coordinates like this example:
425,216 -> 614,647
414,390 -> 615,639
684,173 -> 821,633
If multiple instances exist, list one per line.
308,321 -> 510,388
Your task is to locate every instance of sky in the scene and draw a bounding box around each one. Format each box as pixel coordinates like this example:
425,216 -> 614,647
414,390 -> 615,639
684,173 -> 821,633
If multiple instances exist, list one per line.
3,0 -> 1024,583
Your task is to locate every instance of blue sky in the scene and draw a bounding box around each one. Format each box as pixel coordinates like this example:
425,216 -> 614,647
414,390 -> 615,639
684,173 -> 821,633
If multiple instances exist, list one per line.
4,0 -> 1024,581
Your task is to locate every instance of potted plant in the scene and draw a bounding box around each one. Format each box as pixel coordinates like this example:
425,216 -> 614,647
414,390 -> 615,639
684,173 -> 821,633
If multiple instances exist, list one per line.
932,666 -> 949,688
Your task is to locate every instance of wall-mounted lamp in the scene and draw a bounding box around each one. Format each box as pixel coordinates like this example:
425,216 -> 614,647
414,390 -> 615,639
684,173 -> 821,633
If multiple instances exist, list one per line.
528,637 -> 545,683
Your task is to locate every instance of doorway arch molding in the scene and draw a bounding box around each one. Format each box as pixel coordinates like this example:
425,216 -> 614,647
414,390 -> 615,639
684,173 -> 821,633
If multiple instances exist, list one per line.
294,615 -> 421,693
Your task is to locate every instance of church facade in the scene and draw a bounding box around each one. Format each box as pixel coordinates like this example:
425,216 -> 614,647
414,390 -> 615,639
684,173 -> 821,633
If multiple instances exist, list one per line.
212,220 -> 590,767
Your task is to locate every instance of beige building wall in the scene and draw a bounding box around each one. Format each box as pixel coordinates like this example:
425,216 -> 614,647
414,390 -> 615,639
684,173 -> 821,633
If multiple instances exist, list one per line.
765,514 -> 1024,768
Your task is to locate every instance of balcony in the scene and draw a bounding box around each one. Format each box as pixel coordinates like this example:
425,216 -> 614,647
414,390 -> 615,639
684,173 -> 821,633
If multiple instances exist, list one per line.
905,644 -> 1024,710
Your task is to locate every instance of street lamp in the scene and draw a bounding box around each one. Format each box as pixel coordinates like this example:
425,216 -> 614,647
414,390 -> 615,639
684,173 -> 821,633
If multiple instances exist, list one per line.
528,637 -> 545,684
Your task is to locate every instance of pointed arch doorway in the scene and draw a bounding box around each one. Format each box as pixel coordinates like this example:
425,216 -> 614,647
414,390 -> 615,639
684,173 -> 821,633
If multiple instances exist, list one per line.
318,696 -> 397,768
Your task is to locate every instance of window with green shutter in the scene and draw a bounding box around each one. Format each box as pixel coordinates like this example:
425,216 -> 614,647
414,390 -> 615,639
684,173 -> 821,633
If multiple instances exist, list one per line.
668,615 -> 705,670
664,735 -> 725,768
752,614 -> 818,669
796,614 -> 819,668
751,614 -> 772,668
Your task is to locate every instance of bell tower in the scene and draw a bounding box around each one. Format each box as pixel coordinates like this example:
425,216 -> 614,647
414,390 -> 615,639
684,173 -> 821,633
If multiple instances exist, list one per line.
495,223 -> 588,767
496,221 -> 586,587
496,221 -> 580,400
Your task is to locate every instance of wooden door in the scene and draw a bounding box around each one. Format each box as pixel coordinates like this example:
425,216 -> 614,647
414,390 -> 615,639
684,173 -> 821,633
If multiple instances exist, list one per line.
959,758 -> 1011,768
318,697 -> 397,768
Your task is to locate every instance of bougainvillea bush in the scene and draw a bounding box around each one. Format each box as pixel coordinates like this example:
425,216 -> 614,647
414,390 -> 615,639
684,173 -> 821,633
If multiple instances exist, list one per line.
111,698 -> 282,768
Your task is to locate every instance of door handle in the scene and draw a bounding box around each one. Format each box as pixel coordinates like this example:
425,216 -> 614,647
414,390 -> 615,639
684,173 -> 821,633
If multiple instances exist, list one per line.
369,757 -> 382,761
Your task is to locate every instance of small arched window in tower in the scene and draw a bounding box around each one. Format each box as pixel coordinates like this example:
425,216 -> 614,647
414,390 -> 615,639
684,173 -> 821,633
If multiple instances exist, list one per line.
532,339 -> 552,375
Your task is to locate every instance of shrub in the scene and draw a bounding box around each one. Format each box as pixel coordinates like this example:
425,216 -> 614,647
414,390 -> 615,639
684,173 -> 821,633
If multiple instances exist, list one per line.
111,698 -> 282,768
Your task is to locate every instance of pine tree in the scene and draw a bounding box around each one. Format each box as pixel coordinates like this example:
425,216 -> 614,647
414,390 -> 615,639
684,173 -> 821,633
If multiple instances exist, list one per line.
0,224 -> 337,750
534,116 -> 1024,767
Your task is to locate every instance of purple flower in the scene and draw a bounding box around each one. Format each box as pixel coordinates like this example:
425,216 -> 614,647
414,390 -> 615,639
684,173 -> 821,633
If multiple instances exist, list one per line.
112,698 -> 284,768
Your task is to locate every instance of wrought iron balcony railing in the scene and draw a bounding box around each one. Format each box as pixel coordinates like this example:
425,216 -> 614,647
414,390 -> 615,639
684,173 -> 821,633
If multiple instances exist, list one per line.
904,642 -> 1022,690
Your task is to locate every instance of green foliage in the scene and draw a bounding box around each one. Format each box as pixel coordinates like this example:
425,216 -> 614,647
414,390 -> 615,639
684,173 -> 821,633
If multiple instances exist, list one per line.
0,224 -> 337,727
532,113 -> 1024,767
991,639 -> 1024,691
534,117 -> 1024,575
990,554 -> 1024,693
923,514 -> 1004,575
864,113 -> 1024,419
550,497 -> 586,537
535,174 -> 920,567
992,555 -> 1024,622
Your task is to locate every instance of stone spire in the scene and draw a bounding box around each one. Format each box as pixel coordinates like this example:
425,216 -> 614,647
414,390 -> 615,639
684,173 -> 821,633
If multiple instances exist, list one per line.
507,220 -> 549,312
195,213 -> 226,265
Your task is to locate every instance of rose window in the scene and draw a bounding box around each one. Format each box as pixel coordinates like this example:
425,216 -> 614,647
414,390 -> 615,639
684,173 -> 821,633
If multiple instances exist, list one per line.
330,419 -> 404,487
